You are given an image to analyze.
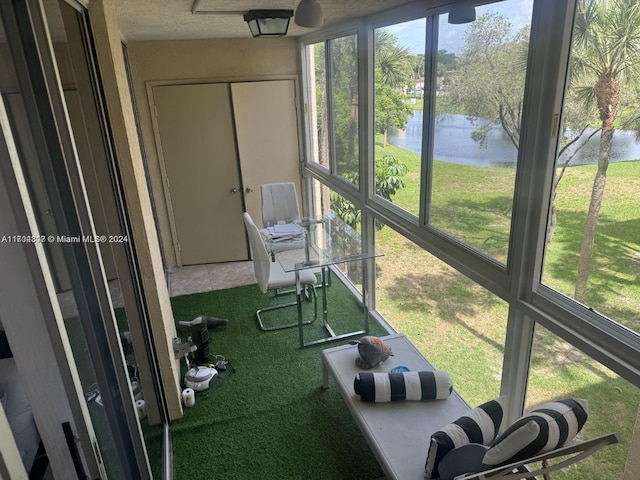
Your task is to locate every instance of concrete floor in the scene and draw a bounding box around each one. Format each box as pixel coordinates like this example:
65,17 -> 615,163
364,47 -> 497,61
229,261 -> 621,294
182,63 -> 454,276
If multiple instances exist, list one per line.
166,261 -> 255,297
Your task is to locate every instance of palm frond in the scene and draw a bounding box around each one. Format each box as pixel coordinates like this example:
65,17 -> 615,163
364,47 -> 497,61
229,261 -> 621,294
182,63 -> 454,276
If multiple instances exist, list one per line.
572,85 -> 597,111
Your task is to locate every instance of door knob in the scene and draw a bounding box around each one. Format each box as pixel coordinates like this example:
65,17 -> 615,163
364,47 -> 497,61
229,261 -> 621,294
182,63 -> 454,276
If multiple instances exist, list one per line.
245,187 -> 253,194
230,187 -> 238,194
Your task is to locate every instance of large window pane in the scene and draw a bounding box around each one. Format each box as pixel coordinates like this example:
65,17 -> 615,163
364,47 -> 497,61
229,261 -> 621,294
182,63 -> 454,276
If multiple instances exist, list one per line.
330,35 -> 359,185
541,0 -> 640,335
309,177 -> 363,287
374,225 -> 507,405
429,1 -> 534,263
374,19 -> 424,216
528,324 -> 640,479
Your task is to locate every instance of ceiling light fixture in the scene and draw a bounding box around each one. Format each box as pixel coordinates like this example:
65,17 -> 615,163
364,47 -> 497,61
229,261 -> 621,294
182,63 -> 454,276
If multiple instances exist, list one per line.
295,0 -> 323,28
448,1 -> 477,24
243,10 -> 294,37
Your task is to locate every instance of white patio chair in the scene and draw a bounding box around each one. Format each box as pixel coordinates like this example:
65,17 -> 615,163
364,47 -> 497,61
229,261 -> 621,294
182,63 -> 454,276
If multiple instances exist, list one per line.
243,212 -> 317,331
260,182 -> 300,227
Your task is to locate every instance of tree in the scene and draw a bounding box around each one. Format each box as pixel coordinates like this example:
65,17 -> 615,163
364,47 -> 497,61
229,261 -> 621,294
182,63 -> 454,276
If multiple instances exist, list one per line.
436,49 -> 457,78
330,154 -> 408,228
375,30 -> 412,88
313,33 -> 412,224
329,35 -> 359,178
571,0 -> 640,302
411,53 -> 426,85
447,12 -> 530,147
317,31 -> 414,173
374,30 -> 414,148
375,84 -> 413,148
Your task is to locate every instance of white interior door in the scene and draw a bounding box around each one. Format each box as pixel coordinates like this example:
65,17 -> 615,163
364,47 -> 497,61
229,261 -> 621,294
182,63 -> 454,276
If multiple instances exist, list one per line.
152,83 -> 247,265
231,80 -> 302,227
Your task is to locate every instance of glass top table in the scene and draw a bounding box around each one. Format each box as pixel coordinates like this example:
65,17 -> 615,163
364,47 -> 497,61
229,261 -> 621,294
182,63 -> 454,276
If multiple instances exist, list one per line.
262,214 -> 382,347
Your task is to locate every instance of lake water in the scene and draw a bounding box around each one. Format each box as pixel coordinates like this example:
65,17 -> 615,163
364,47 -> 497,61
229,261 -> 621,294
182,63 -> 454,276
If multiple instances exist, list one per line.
388,111 -> 640,167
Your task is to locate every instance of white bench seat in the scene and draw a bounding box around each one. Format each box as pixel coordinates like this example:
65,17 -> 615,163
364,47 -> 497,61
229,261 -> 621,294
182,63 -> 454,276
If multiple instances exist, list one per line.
322,333 -> 621,480
322,333 -> 470,480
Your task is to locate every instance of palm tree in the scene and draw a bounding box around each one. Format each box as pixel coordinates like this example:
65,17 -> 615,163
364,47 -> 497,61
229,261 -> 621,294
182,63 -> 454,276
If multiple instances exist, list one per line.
571,0 -> 640,302
374,30 -> 413,148
375,30 -> 411,89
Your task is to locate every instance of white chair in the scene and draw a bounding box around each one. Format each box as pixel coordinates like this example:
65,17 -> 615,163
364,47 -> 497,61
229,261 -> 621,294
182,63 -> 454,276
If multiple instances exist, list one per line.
243,212 -> 317,331
260,182 -> 331,291
260,181 -> 308,262
260,182 -> 300,227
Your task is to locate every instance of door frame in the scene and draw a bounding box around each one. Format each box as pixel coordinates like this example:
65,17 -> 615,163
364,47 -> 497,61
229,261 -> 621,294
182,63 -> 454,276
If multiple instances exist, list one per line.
147,75 -> 304,267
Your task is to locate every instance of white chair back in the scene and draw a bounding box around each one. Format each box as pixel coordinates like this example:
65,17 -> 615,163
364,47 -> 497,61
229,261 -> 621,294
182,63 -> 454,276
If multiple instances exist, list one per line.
243,212 -> 271,294
260,182 -> 300,228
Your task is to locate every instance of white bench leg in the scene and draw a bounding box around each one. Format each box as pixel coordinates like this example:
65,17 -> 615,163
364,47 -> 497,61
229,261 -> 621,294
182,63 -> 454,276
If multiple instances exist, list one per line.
322,361 -> 329,389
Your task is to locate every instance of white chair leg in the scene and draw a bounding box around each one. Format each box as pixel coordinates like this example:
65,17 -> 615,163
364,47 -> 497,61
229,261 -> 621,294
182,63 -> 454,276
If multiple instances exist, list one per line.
256,285 -> 317,331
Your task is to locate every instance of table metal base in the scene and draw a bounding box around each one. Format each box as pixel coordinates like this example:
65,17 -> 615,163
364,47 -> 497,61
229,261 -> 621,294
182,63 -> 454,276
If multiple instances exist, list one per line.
297,265 -> 369,348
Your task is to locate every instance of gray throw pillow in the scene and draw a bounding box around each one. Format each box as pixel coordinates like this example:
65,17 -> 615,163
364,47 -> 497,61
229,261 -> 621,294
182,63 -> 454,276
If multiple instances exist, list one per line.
425,396 -> 506,478
438,444 -> 491,480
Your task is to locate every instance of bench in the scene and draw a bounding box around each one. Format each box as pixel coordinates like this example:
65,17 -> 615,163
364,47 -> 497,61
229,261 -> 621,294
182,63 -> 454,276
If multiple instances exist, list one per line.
321,333 -> 470,480
322,333 -> 621,480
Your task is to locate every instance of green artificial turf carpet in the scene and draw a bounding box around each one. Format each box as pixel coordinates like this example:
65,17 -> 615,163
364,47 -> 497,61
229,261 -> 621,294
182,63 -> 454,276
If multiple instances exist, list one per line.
164,277 -> 389,480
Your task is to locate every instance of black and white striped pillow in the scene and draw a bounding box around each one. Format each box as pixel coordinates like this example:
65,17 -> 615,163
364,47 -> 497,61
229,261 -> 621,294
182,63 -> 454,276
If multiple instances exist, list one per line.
425,396 -> 506,479
483,398 -> 588,466
353,371 -> 452,402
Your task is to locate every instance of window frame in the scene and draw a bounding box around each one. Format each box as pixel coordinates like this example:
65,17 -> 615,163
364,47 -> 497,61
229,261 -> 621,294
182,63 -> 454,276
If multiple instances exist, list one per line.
301,24 -> 363,189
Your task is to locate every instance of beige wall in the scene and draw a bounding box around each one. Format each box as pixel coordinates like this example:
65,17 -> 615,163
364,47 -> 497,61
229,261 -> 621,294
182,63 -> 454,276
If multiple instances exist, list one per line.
88,0 -> 183,421
126,37 -> 301,267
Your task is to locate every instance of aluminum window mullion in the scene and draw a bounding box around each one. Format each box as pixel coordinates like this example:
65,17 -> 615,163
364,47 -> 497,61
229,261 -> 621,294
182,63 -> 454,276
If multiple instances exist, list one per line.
502,0 -> 580,413
360,25 -> 376,310
298,41 -> 314,178
325,39 -> 337,176
421,13 -> 439,228
360,26 -> 372,204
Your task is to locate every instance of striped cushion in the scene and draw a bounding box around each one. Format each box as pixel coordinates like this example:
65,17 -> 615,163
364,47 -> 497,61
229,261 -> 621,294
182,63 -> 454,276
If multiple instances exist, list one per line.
425,397 -> 506,479
353,371 -> 452,402
483,398 -> 588,466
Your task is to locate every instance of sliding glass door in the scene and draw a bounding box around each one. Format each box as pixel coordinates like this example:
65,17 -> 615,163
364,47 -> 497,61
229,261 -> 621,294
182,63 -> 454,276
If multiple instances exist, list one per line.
1,0 -> 166,477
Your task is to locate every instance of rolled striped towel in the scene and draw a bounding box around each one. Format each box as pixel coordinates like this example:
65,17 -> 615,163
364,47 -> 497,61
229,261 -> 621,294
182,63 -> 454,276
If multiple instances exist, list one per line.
353,370 -> 453,402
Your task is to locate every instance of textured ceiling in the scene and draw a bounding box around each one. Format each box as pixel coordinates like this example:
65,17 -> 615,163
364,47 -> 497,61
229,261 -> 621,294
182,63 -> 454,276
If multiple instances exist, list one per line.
111,0 -> 415,41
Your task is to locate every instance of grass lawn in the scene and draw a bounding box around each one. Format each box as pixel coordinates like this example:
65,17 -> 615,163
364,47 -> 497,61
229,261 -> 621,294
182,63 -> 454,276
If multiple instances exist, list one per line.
372,139 -> 640,479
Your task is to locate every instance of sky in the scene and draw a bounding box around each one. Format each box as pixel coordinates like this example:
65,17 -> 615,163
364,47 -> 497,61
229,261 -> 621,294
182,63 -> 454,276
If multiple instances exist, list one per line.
385,0 -> 535,55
